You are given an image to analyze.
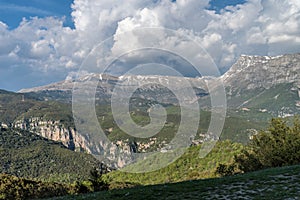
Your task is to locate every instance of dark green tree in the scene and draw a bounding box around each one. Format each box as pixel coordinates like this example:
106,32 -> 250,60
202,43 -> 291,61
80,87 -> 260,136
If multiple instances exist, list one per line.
235,117 -> 300,172
88,167 -> 109,191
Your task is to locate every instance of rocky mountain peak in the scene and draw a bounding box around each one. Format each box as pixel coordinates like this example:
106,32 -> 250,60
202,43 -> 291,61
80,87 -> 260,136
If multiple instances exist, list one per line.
222,53 -> 300,93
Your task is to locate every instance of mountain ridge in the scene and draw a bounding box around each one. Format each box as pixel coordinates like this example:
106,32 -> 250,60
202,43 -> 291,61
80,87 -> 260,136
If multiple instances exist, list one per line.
18,53 -> 300,99
223,53 -> 300,93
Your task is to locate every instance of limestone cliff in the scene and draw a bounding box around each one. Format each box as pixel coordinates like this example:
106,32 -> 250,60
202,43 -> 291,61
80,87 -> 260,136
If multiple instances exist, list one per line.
13,117 -> 91,152
12,117 -> 139,169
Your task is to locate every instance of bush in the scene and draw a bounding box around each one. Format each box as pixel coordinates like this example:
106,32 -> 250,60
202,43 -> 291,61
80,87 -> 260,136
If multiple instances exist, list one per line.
215,163 -> 236,176
73,181 -> 93,193
234,149 -> 263,172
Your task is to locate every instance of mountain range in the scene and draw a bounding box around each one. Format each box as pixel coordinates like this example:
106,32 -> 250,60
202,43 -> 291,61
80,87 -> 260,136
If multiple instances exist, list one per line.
19,53 -> 300,116
1,53 -> 299,169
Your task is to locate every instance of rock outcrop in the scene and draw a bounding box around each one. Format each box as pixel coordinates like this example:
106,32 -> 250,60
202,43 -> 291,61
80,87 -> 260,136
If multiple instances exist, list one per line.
12,117 -> 139,169
13,117 -> 90,152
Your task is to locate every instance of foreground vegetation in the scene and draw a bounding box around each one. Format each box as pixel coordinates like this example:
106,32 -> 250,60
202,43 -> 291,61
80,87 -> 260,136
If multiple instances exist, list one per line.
216,117 -> 300,175
0,168 -> 109,200
0,174 -> 73,200
54,116 -> 300,199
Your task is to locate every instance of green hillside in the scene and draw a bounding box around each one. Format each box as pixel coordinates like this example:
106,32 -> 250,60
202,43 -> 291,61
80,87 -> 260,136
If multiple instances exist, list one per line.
0,88 -> 299,199
0,89 -> 270,147
0,128 -> 100,183
103,140 -> 243,186
227,83 -> 300,117
0,90 -> 73,126
0,91 -> 37,124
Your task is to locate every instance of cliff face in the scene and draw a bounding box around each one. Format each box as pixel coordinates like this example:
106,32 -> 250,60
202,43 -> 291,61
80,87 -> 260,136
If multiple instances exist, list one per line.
222,53 -> 300,94
13,117 -> 91,152
12,117 -> 138,169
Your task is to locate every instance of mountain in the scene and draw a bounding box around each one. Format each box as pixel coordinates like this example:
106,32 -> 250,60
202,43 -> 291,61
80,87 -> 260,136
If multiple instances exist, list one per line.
18,53 -> 300,117
19,73 -> 208,105
14,53 -> 300,132
223,53 -> 300,92
1,53 -> 299,198
223,53 -> 300,117
3,52 -> 299,169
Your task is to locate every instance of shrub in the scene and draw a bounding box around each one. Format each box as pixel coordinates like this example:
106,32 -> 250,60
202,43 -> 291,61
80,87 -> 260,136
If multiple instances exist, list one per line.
215,163 -> 236,176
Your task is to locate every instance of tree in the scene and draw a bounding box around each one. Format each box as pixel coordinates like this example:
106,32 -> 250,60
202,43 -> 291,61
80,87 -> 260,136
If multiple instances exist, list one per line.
235,117 -> 300,173
88,167 -> 109,191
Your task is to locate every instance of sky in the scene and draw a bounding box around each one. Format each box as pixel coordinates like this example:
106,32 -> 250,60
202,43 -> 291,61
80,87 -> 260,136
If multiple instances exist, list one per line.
0,0 -> 300,91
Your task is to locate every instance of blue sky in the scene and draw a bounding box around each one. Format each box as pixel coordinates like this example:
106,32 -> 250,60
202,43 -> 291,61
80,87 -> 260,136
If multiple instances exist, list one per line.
0,0 -> 299,91
0,0 -> 74,29
209,0 -> 247,12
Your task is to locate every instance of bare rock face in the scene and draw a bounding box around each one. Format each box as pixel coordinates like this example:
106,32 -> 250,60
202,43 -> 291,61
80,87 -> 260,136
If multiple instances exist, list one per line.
13,117 -> 91,152
12,117 -> 138,169
222,53 -> 300,95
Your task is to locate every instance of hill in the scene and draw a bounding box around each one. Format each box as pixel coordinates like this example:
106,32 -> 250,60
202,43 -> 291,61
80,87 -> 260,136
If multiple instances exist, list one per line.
223,53 -> 300,117
49,164 -> 300,200
0,128 -> 101,183
102,140 -> 243,186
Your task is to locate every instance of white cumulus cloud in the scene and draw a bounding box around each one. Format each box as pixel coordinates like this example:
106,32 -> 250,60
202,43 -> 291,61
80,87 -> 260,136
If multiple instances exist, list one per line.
0,0 -> 300,90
